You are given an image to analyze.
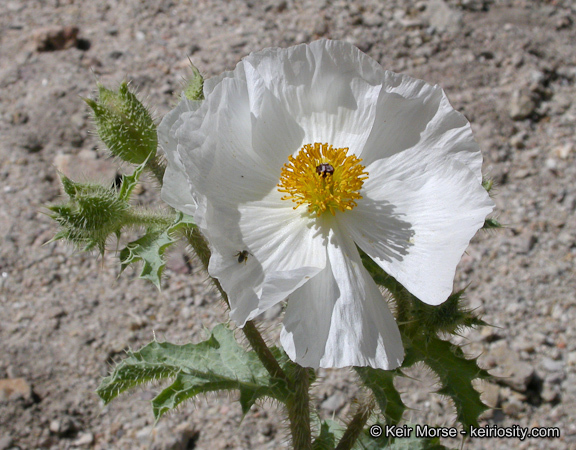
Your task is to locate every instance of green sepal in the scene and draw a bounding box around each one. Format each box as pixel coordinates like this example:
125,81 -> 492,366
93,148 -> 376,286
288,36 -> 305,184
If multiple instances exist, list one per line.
482,178 -> 494,193
119,212 -> 195,289
85,81 -> 157,164
183,60 -> 204,101
355,367 -> 406,427
97,324 -> 291,420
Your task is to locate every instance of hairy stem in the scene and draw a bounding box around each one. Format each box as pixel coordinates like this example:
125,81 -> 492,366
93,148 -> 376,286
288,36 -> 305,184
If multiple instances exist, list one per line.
124,211 -> 173,229
243,321 -> 287,381
286,365 -> 312,450
186,227 -> 212,272
335,396 -> 374,450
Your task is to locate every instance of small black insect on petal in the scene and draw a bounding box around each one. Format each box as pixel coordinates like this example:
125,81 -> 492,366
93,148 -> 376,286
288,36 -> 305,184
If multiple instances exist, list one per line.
235,250 -> 250,264
316,163 -> 334,178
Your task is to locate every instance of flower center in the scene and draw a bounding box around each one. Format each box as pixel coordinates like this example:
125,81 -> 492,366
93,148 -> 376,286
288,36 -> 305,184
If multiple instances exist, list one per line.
277,143 -> 368,216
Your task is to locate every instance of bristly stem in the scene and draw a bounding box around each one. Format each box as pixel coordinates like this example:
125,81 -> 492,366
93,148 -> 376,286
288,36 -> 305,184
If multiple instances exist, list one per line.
124,211 -> 173,229
243,321 -> 288,381
286,365 -> 312,450
335,395 -> 374,450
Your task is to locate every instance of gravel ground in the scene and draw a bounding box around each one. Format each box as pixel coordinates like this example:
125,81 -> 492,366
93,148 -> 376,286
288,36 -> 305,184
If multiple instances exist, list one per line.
1,0 -> 575,449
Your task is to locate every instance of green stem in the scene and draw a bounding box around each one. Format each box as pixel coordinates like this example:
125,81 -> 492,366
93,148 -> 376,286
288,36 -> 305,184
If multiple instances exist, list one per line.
124,211 -> 173,229
186,227 -> 212,273
243,321 -> 287,381
335,396 -> 374,450
286,365 -> 312,450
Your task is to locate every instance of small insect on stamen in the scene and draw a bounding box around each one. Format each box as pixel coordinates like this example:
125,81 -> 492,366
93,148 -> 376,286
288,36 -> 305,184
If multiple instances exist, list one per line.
278,143 -> 368,216
316,163 -> 334,178
235,250 -> 250,264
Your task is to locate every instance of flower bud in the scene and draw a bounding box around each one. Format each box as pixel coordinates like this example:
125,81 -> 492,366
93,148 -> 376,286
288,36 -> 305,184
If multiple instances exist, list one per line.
183,61 -> 204,101
49,175 -> 130,253
85,81 -> 157,164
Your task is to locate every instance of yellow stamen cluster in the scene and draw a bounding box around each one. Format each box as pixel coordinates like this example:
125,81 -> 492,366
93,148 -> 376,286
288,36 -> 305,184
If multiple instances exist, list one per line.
277,143 -> 369,216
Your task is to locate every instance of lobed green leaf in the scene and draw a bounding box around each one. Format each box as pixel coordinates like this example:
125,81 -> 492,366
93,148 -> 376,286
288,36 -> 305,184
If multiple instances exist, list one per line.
119,229 -> 174,289
358,246 -> 491,432
409,291 -> 488,337
119,212 -> 195,289
118,158 -> 148,201
97,325 -> 290,420
312,420 -> 342,450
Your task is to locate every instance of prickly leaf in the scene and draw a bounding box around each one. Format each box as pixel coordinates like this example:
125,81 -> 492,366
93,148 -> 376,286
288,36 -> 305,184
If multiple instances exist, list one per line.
97,325 -> 290,420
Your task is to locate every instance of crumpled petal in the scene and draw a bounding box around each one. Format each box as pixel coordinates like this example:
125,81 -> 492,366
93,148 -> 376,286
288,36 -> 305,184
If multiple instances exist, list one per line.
280,224 -> 404,369
241,41 -> 385,154
359,78 -> 484,175
158,94 -> 201,216
174,76 -> 295,214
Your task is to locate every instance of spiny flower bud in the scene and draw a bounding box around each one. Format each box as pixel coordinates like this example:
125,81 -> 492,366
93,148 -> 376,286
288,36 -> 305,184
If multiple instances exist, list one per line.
85,81 -> 157,164
49,175 -> 130,254
183,61 -> 204,101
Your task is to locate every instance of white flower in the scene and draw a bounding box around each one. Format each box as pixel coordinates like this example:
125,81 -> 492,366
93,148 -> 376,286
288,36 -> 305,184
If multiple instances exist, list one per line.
160,40 -> 494,370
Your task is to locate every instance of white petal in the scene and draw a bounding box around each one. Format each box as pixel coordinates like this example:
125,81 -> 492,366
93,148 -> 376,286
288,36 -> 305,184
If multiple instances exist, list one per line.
341,150 -> 494,305
360,81 -> 484,177
280,226 -> 404,369
169,60 -> 335,326
204,189 -> 327,325
243,40 -> 384,154
158,95 -> 200,215
175,76 -> 302,209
